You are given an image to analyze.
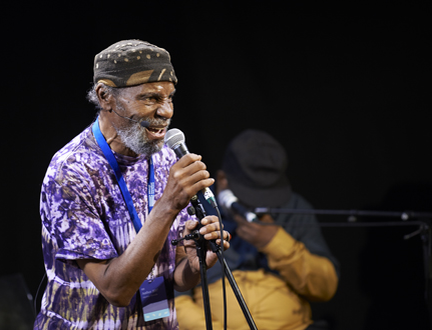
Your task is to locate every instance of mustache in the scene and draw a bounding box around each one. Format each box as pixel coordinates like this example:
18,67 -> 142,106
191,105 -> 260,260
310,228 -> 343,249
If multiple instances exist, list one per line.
136,117 -> 171,128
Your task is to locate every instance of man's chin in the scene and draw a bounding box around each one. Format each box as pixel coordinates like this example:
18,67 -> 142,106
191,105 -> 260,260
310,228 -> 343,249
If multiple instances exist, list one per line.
130,139 -> 164,157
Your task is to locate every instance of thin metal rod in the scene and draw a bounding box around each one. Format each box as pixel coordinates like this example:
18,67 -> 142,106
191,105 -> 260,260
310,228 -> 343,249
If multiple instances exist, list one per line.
215,252 -> 258,330
254,208 -> 432,220
197,240 -> 213,330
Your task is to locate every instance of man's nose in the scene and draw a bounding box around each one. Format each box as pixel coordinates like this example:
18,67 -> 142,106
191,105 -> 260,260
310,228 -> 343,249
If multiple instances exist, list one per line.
155,100 -> 173,120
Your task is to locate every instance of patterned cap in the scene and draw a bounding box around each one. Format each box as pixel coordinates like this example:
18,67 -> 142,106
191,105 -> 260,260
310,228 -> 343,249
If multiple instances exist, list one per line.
93,40 -> 178,87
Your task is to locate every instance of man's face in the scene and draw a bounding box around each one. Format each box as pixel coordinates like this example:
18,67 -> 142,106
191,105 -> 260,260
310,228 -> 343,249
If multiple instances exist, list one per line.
111,81 -> 175,156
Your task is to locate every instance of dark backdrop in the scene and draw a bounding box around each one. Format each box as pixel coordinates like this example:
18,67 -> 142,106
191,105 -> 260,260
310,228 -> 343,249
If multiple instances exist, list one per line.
1,2 -> 431,329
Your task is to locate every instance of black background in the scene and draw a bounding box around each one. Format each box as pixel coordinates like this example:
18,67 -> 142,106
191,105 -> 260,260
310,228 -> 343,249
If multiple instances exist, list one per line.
1,1 -> 431,329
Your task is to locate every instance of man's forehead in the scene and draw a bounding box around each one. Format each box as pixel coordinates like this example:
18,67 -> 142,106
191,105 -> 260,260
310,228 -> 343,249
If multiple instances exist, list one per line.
122,81 -> 176,98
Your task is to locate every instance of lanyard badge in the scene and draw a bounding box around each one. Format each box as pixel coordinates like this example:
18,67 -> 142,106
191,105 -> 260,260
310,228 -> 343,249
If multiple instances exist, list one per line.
140,276 -> 170,321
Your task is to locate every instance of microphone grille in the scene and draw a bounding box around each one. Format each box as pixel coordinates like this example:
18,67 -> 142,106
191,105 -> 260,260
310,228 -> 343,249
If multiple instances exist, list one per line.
164,128 -> 185,149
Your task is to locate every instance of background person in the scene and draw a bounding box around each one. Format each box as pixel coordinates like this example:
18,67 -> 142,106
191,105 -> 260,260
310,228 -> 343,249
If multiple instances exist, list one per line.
175,129 -> 339,330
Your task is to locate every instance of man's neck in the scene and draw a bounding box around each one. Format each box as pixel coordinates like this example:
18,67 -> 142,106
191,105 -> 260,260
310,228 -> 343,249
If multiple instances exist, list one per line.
97,114 -> 138,157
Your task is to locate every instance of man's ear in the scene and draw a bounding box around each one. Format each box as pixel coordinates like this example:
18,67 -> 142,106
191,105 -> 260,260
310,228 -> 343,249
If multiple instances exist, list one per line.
95,83 -> 114,112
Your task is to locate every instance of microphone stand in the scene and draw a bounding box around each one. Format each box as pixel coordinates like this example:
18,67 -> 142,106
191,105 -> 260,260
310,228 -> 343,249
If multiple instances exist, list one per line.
172,195 -> 258,330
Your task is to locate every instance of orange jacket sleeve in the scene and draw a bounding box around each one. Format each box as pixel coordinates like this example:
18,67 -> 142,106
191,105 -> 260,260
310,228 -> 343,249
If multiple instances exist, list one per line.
260,227 -> 338,301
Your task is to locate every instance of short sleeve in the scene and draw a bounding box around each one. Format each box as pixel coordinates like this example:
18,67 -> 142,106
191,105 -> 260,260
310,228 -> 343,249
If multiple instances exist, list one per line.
42,162 -> 119,263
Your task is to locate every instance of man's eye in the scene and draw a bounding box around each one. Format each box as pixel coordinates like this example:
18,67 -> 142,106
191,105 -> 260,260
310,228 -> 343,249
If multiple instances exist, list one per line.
142,95 -> 173,105
143,97 -> 157,104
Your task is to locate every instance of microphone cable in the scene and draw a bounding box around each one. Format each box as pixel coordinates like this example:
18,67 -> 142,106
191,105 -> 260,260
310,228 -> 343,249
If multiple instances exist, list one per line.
33,271 -> 47,329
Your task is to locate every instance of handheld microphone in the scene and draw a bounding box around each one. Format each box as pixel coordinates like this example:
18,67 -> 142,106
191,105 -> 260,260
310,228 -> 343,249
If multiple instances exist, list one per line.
218,189 -> 259,222
164,128 -> 217,208
111,108 -> 150,128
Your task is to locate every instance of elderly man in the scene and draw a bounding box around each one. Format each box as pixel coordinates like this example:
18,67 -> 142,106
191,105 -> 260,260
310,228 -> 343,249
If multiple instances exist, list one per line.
175,129 -> 339,330
34,40 -> 230,330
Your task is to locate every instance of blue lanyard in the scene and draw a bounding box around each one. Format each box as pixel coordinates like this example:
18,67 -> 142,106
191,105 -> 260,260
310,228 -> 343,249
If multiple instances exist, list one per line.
92,117 -> 155,233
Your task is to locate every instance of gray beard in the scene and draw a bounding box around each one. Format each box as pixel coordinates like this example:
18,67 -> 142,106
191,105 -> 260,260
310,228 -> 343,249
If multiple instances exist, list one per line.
116,119 -> 169,156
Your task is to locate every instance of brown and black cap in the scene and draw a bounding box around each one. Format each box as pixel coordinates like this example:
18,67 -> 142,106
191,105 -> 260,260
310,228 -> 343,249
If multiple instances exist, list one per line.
93,39 -> 178,87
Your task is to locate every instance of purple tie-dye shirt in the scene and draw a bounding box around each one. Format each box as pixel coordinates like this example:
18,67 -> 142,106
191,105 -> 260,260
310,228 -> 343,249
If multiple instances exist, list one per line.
35,125 -> 193,330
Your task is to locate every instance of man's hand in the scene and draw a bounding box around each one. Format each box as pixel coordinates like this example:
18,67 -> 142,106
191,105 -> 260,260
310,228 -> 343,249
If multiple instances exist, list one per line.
233,214 -> 279,250
174,216 -> 231,292
215,169 -> 279,250
183,216 -> 230,271
161,153 -> 214,213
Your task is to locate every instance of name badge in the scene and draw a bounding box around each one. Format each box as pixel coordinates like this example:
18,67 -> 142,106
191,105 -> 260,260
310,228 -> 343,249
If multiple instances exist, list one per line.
140,276 -> 170,321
